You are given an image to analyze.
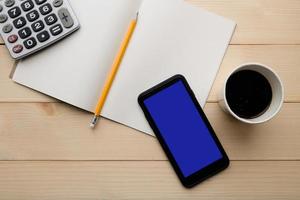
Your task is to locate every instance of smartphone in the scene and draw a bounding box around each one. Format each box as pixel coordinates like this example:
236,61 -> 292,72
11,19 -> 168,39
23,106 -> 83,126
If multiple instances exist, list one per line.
138,75 -> 229,188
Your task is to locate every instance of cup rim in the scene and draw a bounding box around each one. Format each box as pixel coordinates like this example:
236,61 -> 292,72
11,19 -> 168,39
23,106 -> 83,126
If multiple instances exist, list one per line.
222,62 -> 284,124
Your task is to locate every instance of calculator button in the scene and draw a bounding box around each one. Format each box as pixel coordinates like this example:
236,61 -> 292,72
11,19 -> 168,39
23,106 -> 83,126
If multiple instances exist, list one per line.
0,14 -> 8,23
5,0 -> 15,8
50,24 -> 62,36
58,8 -> 73,28
24,37 -> 37,49
13,16 -> 26,28
18,27 -> 31,39
53,0 -> 63,7
37,30 -> 49,42
26,10 -> 39,22
8,34 -> 18,43
31,20 -> 44,32
12,44 -> 23,53
0,5 -> 3,12
39,3 -> 52,15
8,6 -> 21,18
44,13 -> 57,25
34,0 -> 47,5
21,0 -> 34,12
2,24 -> 13,33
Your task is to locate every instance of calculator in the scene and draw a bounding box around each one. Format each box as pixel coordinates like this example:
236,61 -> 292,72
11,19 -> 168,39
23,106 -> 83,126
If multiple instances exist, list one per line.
0,0 -> 80,59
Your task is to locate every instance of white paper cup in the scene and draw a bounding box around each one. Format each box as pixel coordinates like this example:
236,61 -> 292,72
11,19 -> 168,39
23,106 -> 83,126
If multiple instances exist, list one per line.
219,63 -> 284,124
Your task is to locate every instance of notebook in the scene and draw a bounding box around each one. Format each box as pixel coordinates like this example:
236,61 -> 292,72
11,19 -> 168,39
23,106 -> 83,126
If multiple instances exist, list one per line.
11,0 -> 236,136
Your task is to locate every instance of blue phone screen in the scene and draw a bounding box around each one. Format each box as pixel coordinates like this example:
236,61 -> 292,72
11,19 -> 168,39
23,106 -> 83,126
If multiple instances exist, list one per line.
144,80 -> 223,177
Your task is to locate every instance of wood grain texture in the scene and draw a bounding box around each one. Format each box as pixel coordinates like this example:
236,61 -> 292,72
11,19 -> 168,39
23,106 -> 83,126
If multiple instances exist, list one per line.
187,0 -> 300,44
0,161 -> 299,200
0,0 -> 300,45
0,0 -> 299,199
1,45 -> 299,103
0,103 -> 299,161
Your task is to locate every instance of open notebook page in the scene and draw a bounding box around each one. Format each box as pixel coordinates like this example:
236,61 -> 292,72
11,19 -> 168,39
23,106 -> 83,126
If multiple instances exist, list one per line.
12,0 -> 142,111
101,0 -> 236,135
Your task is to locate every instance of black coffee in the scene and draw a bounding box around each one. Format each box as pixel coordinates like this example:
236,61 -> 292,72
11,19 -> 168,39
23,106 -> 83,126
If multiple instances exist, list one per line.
226,70 -> 273,119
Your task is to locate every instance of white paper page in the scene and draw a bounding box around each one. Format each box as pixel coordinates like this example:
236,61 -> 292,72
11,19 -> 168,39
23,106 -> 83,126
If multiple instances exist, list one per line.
13,0 -> 142,111
102,0 -> 236,135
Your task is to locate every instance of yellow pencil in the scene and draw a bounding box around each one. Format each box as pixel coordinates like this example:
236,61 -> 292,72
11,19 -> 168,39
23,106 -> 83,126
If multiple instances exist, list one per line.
90,13 -> 139,128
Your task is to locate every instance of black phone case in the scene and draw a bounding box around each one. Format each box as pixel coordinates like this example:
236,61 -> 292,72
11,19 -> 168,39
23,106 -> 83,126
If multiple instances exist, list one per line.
138,74 -> 230,188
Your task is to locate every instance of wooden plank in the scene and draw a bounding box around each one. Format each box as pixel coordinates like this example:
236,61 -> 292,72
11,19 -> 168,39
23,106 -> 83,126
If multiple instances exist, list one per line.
1,45 -> 299,103
0,103 -> 299,160
0,161 -> 299,200
187,0 -> 300,44
1,0 -> 299,44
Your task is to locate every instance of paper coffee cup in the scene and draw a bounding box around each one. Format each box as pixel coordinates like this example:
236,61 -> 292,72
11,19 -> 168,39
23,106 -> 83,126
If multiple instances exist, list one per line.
219,63 -> 284,124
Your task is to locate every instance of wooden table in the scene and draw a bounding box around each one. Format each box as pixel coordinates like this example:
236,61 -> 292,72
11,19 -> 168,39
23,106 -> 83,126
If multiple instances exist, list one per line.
0,0 -> 299,199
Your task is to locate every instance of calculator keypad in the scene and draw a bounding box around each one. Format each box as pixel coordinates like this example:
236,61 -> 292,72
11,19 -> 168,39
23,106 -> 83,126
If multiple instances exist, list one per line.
12,44 -> 23,53
18,26 -> 31,38
58,8 -> 72,28
5,0 -> 15,8
31,19 -> 43,32
0,0 -> 80,59
2,23 -> 13,33
50,23 -> 62,36
44,13 -> 57,25
7,33 -> 17,43
39,3 -> 52,15
8,6 -> 21,18
26,10 -> 39,22
34,0 -> 46,5
0,15 -> 8,24
21,0 -> 34,12
23,36 -> 36,49
36,30 -> 49,42
53,0 -> 63,7
13,16 -> 26,28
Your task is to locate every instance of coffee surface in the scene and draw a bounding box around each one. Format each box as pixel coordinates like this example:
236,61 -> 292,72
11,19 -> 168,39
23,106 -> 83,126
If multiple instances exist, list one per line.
226,70 -> 273,119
